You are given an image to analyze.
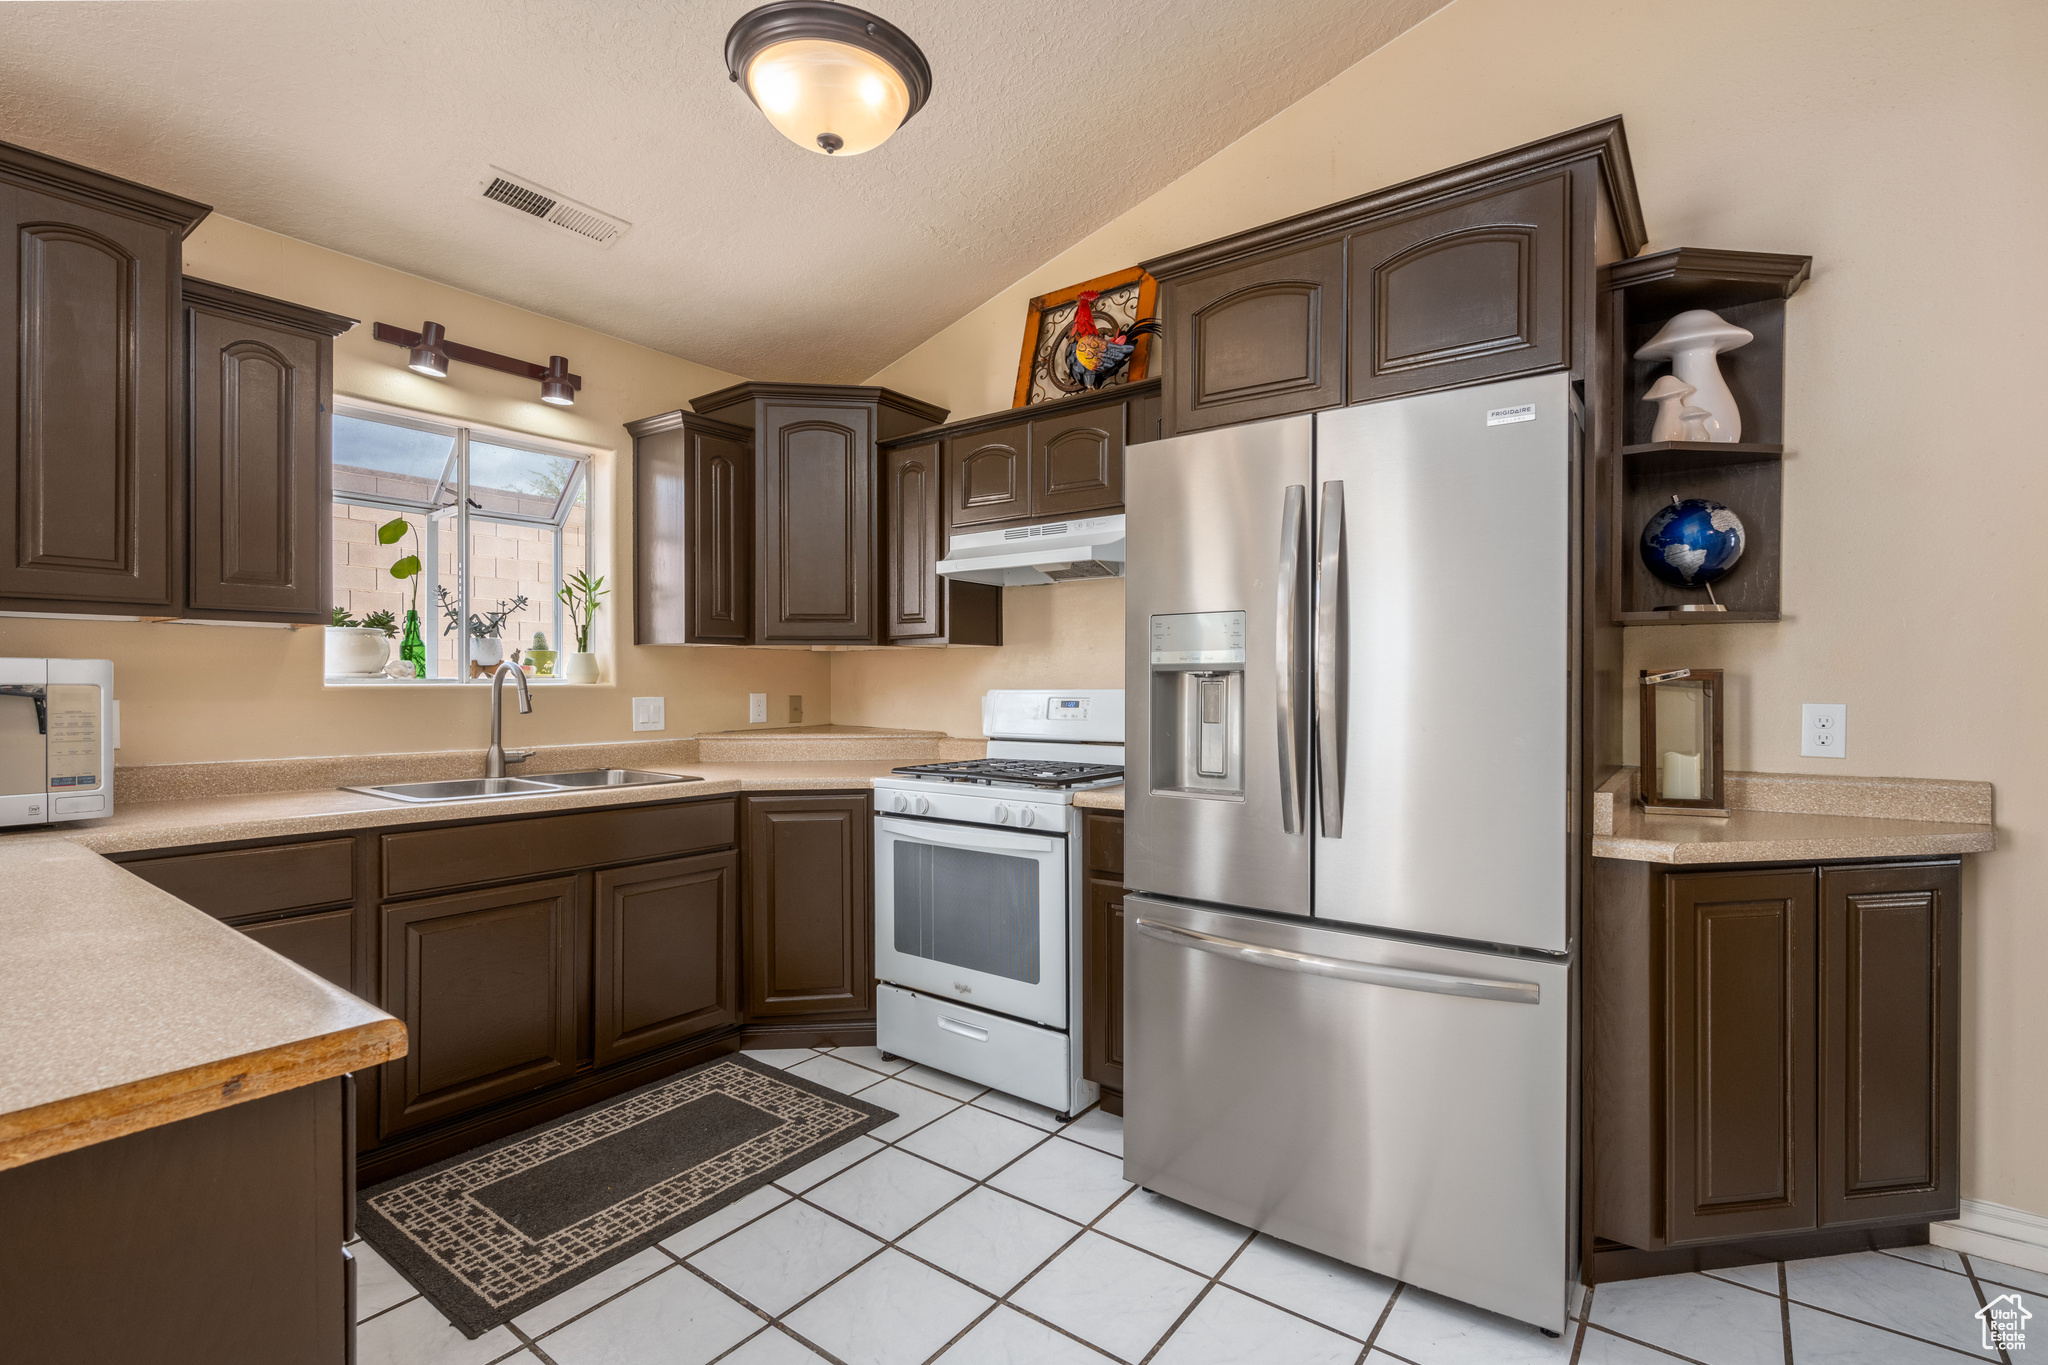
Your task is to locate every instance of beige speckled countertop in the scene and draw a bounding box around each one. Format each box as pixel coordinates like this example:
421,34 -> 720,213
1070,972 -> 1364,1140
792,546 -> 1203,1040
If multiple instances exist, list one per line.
1591,768 -> 1996,864
1073,785 -> 1125,811
1,728 -> 986,1170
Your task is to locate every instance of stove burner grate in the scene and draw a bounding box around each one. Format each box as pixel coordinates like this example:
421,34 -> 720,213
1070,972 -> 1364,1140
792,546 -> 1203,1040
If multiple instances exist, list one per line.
891,758 -> 1124,789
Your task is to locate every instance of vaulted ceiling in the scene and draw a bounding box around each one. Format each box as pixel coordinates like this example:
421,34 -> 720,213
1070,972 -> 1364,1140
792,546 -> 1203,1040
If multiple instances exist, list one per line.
0,0 -> 1449,379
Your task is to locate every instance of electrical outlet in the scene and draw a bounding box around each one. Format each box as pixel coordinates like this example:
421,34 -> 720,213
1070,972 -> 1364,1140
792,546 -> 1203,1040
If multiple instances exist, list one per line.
1801,703 -> 1847,758
631,697 -> 665,732
789,694 -> 803,724
748,693 -> 768,724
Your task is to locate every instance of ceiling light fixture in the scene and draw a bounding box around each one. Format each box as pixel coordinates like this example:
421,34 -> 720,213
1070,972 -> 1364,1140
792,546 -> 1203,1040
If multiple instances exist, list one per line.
725,2 -> 931,157
408,321 -> 449,378
374,323 -> 583,407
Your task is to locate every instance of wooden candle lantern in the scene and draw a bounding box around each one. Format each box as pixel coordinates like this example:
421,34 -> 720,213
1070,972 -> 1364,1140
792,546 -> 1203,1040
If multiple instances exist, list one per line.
1639,668 -> 1727,815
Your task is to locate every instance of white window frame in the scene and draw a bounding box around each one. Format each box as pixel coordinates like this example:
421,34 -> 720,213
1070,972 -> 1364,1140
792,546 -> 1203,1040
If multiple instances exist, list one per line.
329,398 -> 598,683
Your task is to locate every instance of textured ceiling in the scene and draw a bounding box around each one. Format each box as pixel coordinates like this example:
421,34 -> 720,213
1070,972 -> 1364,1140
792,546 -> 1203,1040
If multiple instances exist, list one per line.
0,0 -> 1449,380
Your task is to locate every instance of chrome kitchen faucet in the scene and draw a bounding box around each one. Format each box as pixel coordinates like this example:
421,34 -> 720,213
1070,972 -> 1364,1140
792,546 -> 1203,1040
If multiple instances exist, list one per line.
486,662 -> 534,778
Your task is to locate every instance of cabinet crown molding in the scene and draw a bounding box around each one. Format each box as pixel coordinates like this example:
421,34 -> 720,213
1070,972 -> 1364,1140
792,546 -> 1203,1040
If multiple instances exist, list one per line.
182,276 -> 358,338
688,380 -> 949,428
879,376 -> 1159,449
1602,247 -> 1813,302
623,407 -> 754,440
0,138 -> 211,237
1142,115 -> 1646,281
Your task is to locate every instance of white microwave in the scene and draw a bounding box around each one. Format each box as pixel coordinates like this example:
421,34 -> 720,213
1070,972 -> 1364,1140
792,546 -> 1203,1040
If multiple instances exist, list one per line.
0,659 -> 113,826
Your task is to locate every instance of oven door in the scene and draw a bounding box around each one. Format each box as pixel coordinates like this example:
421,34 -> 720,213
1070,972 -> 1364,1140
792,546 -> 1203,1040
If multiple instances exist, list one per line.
874,815 -> 1069,1028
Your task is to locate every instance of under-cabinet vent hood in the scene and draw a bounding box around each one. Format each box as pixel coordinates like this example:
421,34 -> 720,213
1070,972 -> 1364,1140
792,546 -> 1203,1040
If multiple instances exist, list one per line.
938,515 -> 1125,587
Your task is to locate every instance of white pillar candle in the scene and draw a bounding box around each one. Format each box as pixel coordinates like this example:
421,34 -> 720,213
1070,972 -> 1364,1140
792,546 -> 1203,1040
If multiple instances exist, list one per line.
1662,750 -> 1703,801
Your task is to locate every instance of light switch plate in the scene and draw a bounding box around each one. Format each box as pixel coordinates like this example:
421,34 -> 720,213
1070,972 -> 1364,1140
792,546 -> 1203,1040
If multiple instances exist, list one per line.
1801,703 -> 1846,758
748,693 -> 768,724
631,697 -> 665,732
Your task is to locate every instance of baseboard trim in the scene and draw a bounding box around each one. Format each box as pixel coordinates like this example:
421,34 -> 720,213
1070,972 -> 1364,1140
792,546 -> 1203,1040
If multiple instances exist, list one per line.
1933,1199 -> 2048,1275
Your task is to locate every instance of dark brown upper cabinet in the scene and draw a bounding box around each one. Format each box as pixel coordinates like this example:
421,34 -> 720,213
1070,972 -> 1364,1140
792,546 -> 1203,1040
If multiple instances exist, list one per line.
1347,171 -> 1568,403
743,793 -> 872,1020
883,440 -> 1000,646
946,423 -> 1030,528
592,851 -> 740,1067
1162,238 -> 1346,434
627,409 -> 754,644
1030,404 -> 1124,518
1143,119 -> 1647,436
639,382 -> 947,647
0,140 -> 209,614
182,279 -> 354,623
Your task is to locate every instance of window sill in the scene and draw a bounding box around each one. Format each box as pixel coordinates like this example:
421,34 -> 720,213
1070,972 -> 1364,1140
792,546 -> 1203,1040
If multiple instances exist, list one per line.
323,675 -> 608,687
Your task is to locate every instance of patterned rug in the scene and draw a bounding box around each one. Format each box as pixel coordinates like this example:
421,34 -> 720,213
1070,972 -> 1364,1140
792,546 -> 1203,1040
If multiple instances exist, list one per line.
356,1053 -> 896,1337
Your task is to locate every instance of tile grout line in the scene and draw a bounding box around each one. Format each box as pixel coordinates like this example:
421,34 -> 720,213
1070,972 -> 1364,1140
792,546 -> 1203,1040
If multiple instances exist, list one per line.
1778,1261 -> 1793,1365
1959,1254 -> 2016,1365
1565,1281 -> 1591,1363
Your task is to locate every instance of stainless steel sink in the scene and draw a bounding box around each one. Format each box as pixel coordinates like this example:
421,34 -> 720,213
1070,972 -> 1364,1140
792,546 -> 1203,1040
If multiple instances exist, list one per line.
343,776 -> 567,804
540,768 -> 698,789
342,769 -> 700,804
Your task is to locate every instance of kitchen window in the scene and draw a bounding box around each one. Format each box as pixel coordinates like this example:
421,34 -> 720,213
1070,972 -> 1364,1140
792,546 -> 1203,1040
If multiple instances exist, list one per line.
329,403 -> 595,681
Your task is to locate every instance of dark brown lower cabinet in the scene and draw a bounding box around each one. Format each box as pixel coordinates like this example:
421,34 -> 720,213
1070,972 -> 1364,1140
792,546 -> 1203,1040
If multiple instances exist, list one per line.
0,1078 -> 350,1365
379,876 -> 582,1137
744,794 -> 873,1018
1589,857 -> 1961,1270
242,907 -> 355,991
1081,811 -> 1126,1111
594,851 -> 740,1066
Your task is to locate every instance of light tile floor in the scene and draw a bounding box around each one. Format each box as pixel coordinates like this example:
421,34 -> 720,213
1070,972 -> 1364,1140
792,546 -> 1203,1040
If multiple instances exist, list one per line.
354,1045 -> 2038,1365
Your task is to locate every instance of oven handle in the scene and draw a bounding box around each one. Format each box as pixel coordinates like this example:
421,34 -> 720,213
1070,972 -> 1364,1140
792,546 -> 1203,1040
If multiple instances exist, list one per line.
875,816 -> 1060,854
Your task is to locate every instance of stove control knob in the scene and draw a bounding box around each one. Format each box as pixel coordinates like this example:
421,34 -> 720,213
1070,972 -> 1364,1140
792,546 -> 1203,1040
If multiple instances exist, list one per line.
993,804 -> 1010,824
890,793 -> 908,813
1015,805 -> 1035,827
913,796 -> 930,815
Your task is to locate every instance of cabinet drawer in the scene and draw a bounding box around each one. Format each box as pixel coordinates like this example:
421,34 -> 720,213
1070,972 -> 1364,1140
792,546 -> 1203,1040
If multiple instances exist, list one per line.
1083,812 -> 1123,876
382,798 -> 735,898
877,984 -> 1071,1112
123,839 -> 355,922
241,907 -> 354,993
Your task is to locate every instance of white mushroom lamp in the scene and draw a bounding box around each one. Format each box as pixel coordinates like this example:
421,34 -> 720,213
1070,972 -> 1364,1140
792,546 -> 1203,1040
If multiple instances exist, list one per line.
1635,309 -> 1754,442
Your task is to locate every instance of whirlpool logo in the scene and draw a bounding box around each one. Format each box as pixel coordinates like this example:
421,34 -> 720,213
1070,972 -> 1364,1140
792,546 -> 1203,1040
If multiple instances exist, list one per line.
952,982 -> 973,995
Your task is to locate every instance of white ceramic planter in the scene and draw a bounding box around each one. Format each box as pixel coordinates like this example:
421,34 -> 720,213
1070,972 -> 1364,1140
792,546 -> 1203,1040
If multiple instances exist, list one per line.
563,652 -> 599,684
470,637 -> 505,671
324,627 -> 390,676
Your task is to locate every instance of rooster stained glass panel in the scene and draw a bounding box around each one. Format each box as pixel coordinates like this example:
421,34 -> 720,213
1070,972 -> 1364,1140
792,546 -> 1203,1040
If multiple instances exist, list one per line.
1013,266 -> 1160,407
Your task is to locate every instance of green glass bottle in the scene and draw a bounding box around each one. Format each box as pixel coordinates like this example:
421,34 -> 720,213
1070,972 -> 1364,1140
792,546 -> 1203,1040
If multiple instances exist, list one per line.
399,608 -> 427,678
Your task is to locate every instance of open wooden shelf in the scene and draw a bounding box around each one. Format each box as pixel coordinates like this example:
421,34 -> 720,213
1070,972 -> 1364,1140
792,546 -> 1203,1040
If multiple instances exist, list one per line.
1599,250 -> 1809,627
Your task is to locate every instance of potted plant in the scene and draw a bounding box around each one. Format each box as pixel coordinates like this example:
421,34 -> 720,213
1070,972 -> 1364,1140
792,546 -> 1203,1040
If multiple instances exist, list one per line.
439,587 -> 530,675
526,630 -> 558,678
558,569 -> 607,683
324,605 -> 394,676
377,518 -> 428,677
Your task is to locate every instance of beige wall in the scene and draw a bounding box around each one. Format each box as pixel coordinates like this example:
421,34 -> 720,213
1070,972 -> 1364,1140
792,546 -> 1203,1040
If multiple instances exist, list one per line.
0,214 -> 832,764
847,0 -> 2048,1222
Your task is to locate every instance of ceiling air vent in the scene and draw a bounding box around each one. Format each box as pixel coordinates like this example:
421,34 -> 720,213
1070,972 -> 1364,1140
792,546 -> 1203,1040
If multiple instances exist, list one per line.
476,168 -> 629,247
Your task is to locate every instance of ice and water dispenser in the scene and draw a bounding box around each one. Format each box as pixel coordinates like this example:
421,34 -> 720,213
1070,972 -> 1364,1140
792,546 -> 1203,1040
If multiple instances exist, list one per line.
1147,610 -> 1246,799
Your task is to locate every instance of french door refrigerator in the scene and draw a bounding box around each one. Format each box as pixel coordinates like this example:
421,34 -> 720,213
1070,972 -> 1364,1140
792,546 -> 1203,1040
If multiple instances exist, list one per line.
1123,371 -> 1579,1333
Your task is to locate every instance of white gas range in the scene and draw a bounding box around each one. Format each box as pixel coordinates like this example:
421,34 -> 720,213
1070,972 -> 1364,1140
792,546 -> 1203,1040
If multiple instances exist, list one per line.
872,689 -> 1124,1120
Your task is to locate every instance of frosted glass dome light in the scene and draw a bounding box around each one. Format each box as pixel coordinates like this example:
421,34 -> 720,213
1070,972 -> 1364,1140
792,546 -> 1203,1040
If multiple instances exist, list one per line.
726,3 -> 931,157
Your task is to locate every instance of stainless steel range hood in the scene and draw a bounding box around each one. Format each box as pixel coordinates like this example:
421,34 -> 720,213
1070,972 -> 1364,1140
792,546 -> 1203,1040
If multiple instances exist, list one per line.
937,514 -> 1125,587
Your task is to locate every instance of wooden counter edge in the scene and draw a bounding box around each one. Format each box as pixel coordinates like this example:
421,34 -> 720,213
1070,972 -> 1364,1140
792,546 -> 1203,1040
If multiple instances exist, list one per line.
0,1016 -> 407,1172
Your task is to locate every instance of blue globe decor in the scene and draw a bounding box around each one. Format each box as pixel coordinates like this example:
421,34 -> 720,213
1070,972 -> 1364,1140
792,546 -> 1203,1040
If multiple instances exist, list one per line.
1641,497 -> 1745,588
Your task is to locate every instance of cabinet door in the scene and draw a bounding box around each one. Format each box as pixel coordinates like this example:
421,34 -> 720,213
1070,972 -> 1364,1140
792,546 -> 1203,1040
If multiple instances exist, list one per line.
379,877 -> 580,1137
1347,171 -> 1569,404
1030,405 -> 1123,518
885,441 -> 945,641
593,852 -> 740,1067
1163,237 -> 1344,435
185,304 -> 329,619
1083,876 -> 1125,1090
1818,862 -> 1961,1226
744,795 -> 872,1017
242,907 -> 354,994
946,424 -> 1029,528
1664,868 -> 1818,1244
757,402 -> 875,643
635,420 -> 754,645
0,179 -> 181,610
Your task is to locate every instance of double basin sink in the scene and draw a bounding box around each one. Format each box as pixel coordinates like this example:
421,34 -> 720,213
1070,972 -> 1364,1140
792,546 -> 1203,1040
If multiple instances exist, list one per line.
344,769 -> 703,805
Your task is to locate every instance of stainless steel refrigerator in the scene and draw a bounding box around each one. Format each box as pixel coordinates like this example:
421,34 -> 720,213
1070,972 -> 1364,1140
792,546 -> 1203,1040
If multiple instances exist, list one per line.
1123,372 -> 1579,1333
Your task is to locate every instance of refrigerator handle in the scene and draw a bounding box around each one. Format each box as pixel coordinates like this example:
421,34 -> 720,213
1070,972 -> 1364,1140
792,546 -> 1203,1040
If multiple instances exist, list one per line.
1315,480 -> 1346,837
1276,484 -> 1309,834
1133,918 -> 1540,1004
